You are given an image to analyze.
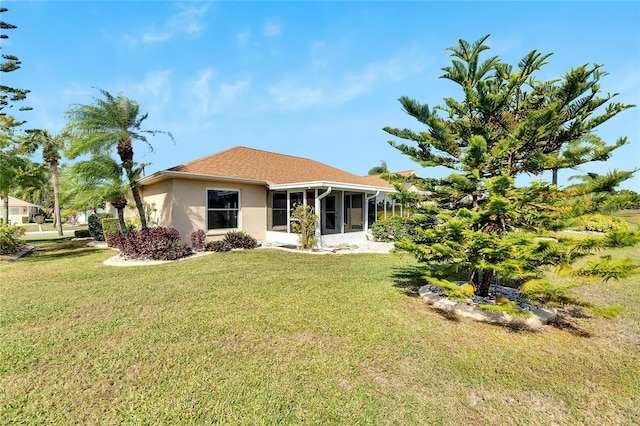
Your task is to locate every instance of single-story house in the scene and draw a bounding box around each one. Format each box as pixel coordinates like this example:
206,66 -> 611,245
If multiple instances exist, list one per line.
138,146 -> 400,246
0,196 -> 39,225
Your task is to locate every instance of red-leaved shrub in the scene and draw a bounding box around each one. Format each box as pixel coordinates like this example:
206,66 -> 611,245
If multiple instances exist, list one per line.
190,229 -> 206,252
108,227 -> 192,260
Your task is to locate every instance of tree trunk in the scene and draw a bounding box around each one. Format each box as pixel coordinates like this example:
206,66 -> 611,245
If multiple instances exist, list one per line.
130,184 -> 147,229
50,161 -> 63,236
116,207 -> 127,234
2,193 -> 8,225
123,163 -> 148,230
552,168 -> 558,186
477,269 -> 494,297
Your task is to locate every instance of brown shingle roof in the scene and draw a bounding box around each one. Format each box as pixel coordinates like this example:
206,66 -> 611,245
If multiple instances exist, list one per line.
167,146 -> 393,189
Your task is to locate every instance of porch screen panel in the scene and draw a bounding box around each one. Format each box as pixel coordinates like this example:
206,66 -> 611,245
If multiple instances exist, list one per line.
272,191 -> 287,227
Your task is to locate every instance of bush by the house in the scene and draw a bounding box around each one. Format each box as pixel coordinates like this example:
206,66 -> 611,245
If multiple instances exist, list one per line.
223,231 -> 258,249
21,217 -> 29,224
108,227 -> 192,260
101,218 -> 121,242
371,215 -> 434,242
205,231 -> 258,252
205,240 -> 233,252
0,224 -> 25,255
74,229 -> 91,238
88,213 -> 114,241
191,229 -> 206,252
574,214 -> 629,233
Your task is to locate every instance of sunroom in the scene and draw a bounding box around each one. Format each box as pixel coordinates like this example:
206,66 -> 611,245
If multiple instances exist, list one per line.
264,181 -> 397,247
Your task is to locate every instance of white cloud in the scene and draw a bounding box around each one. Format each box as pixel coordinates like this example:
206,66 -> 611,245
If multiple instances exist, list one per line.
189,69 -> 250,117
125,3 -> 209,46
267,83 -> 324,110
264,45 -> 430,111
134,69 -> 173,101
263,21 -> 282,37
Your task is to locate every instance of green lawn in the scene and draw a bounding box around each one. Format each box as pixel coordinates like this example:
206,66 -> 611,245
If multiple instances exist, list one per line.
1,239 -> 639,424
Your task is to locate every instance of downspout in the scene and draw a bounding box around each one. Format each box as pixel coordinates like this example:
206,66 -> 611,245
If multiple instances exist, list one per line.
315,187 -> 332,248
365,191 -> 380,238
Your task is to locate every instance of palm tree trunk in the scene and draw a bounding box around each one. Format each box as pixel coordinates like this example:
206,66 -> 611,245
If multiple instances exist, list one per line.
50,161 -> 63,236
123,163 -> 148,230
130,184 -> 148,229
116,207 -> 127,234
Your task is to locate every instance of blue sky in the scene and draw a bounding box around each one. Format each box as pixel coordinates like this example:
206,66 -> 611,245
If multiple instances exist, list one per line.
4,1 -> 640,190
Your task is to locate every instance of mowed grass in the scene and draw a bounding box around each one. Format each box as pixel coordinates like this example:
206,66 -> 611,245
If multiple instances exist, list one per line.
1,239 -> 639,425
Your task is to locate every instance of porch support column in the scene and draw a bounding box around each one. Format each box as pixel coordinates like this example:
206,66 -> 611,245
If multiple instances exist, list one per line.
316,187 -> 332,248
365,191 -> 380,235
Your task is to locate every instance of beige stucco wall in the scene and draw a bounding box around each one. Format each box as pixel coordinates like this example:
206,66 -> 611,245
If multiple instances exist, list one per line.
141,178 -> 267,242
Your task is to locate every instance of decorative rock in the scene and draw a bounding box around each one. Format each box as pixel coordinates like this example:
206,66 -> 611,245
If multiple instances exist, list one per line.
418,284 -> 557,331
9,246 -> 35,261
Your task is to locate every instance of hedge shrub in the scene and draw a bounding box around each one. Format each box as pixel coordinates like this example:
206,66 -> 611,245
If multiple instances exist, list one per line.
575,214 -> 629,233
108,227 -> 192,260
0,224 -> 25,255
88,212 -> 114,241
370,215 -> 434,242
101,218 -> 121,242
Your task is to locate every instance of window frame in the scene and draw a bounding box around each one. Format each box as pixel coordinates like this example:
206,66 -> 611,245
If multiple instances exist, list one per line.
206,187 -> 241,233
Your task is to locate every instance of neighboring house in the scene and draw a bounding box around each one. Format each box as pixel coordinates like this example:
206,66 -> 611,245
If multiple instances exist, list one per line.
138,146 -> 398,246
0,196 -> 39,225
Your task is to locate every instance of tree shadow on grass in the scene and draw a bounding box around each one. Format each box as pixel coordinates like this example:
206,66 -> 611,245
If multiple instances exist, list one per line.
390,266 -> 427,296
18,238 -> 109,263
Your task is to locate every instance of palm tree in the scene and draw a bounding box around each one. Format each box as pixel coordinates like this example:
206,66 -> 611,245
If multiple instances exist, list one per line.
62,154 -> 130,234
22,129 -> 65,235
65,89 -> 173,229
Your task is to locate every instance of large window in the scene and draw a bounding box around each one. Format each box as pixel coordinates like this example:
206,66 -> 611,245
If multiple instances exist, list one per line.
207,189 -> 239,230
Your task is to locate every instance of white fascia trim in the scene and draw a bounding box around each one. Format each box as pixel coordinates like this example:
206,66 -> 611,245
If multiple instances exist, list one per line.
139,170 -> 268,186
268,180 -> 396,193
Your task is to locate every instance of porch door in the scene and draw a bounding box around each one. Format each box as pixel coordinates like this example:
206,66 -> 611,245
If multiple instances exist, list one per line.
344,193 -> 363,231
321,195 -> 338,234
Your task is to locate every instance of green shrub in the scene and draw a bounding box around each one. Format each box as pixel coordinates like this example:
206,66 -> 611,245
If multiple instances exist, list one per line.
74,229 -> 91,238
290,205 -> 318,249
371,215 -> 433,242
101,218 -> 121,242
0,224 -> 25,255
223,231 -> 258,249
88,212 -> 114,241
206,240 -> 233,252
21,216 -> 29,224
574,214 -> 629,233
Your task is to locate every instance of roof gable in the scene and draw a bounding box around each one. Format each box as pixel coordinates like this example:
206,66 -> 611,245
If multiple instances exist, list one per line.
166,146 -> 393,189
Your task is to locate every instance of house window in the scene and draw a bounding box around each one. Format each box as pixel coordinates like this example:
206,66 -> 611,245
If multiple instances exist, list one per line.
207,189 -> 239,230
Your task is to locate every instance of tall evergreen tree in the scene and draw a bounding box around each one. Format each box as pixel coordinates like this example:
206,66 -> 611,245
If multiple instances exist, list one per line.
384,35 -> 637,297
0,7 -> 32,223
65,89 -> 173,229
